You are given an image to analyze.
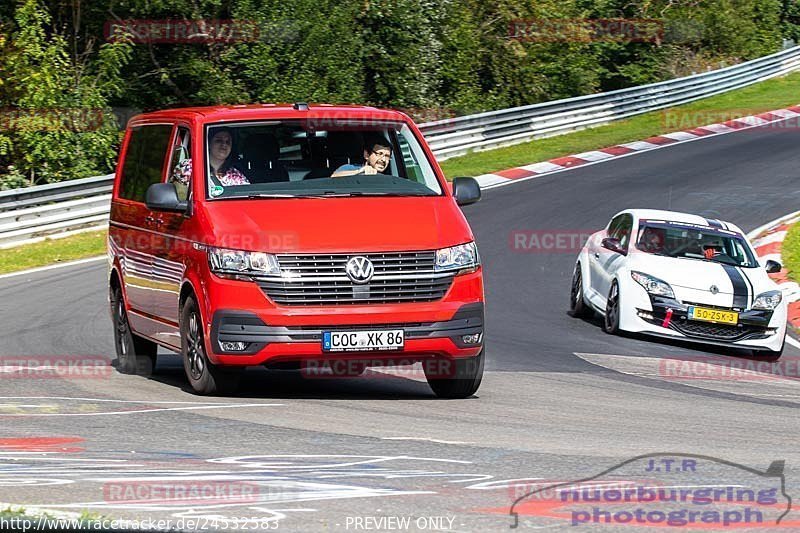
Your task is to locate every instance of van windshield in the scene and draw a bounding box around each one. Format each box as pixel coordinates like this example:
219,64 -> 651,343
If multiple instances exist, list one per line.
201,120 -> 443,199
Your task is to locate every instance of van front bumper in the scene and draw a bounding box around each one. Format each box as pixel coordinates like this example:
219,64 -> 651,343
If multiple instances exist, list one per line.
202,269 -> 485,366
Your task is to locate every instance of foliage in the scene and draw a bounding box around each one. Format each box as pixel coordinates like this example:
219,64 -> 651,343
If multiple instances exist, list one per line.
0,0 -> 795,187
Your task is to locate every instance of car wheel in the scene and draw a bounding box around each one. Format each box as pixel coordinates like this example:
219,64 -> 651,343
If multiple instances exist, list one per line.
603,281 -> 621,334
180,296 -> 241,395
110,285 -> 157,375
569,263 -> 592,318
424,347 -> 485,399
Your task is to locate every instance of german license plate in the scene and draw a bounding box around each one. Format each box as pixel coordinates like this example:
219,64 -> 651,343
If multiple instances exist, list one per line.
688,306 -> 738,325
322,330 -> 404,352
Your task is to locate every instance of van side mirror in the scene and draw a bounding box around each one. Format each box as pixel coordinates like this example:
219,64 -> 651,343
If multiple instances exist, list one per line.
145,182 -> 187,213
602,237 -> 626,255
765,259 -> 782,273
452,177 -> 481,206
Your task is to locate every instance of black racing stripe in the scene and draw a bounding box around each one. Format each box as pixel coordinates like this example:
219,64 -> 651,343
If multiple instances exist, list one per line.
705,218 -> 723,228
721,264 -> 748,309
737,267 -> 754,307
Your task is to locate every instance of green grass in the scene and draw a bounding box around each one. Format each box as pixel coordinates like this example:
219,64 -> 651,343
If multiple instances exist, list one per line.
440,72 -> 800,178
0,230 -> 106,275
781,222 -> 800,284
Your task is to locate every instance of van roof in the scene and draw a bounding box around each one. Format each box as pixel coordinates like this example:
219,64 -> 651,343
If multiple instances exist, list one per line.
130,103 -> 408,124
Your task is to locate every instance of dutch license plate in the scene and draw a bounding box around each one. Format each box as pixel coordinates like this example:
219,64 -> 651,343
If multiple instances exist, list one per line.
688,306 -> 738,325
322,330 -> 404,352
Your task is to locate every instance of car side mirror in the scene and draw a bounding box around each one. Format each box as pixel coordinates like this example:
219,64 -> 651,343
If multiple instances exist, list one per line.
602,237 -> 626,255
145,182 -> 188,213
765,259 -> 782,273
452,177 -> 481,206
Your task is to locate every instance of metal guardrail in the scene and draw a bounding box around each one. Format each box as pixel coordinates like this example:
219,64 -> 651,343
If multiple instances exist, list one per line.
1,44 -> 799,248
420,45 -> 800,159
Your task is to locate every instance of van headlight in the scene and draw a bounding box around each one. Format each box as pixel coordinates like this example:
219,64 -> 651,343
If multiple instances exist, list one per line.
752,290 -> 782,310
631,271 -> 675,299
435,242 -> 479,273
208,247 -> 280,276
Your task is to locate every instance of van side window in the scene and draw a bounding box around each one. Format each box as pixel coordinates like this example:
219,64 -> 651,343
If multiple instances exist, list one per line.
119,125 -> 173,203
168,127 -> 192,202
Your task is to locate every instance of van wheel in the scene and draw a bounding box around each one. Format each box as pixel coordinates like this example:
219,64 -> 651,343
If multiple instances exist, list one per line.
424,348 -> 485,399
180,297 -> 241,395
110,286 -> 157,376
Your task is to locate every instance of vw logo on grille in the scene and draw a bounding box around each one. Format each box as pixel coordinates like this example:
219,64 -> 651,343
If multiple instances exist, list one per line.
710,285 -> 719,295
345,256 -> 374,284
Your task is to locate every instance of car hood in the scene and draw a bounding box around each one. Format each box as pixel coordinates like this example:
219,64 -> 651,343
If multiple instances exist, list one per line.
627,252 -> 773,295
199,196 -> 473,253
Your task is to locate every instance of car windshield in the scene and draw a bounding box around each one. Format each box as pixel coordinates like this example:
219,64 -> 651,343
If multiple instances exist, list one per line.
635,221 -> 757,267
202,120 -> 443,199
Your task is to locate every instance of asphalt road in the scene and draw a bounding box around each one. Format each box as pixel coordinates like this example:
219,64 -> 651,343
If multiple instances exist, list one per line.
1,121 -> 800,531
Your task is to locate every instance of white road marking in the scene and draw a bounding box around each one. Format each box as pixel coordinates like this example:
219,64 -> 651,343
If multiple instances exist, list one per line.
751,230 -> 788,248
575,352 -> 800,401
380,437 -> 472,445
0,403 -> 284,417
659,131 -> 698,141
0,256 -> 106,280
619,141 -> 660,151
570,151 -> 614,162
0,396 -> 257,404
786,336 -> 800,350
520,161 -> 565,173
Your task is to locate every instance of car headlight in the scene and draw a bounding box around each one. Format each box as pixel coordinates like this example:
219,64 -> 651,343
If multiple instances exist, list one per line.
208,247 -> 280,276
631,271 -> 675,299
752,290 -> 782,310
435,242 -> 479,273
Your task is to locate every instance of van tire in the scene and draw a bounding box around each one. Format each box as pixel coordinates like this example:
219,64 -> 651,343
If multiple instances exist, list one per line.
180,296 -> 241,395
111,285 -> 157,376
424,347 -> 485,399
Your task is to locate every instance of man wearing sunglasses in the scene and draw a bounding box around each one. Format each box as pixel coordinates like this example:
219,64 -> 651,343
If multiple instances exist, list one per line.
331,134 -> 392,177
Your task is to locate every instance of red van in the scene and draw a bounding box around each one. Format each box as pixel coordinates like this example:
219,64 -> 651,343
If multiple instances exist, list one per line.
108,103 -> 484,397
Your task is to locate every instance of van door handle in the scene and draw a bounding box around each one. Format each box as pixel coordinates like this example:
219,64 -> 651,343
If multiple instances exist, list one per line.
594,252 -> 600,259
145,215 -> 156,224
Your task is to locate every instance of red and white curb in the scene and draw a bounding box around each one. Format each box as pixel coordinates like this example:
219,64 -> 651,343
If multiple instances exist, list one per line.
749,211 -> 800,332
473,105 -> 800,190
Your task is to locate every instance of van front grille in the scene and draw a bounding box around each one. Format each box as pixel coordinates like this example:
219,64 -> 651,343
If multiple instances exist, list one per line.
256,252 -> 455,305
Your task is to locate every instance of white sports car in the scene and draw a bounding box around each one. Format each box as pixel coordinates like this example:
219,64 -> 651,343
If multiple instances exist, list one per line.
570,209 -> 787,359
